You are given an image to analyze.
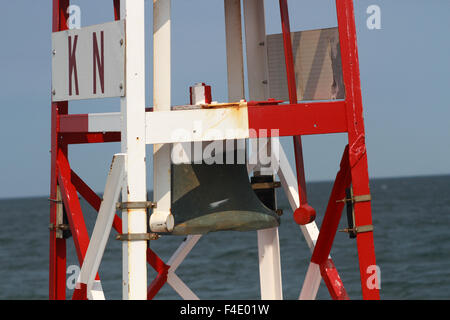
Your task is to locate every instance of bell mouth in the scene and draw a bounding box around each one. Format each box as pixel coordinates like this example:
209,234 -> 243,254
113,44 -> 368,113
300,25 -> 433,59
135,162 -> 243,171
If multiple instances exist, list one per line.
170,210 -> 280,235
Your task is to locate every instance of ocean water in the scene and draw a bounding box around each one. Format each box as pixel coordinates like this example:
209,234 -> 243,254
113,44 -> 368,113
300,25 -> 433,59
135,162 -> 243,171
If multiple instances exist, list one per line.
1,175 -> 449,300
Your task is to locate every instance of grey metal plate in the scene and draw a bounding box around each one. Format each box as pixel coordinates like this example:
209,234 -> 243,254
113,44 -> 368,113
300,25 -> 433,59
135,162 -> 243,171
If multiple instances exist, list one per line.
267,27 -> 344,101
51,20 -> 125,102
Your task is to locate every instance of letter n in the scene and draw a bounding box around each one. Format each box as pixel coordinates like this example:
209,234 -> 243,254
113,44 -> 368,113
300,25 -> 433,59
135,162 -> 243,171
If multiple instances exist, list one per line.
68,35 -> 79,96
93,31 -> 105,94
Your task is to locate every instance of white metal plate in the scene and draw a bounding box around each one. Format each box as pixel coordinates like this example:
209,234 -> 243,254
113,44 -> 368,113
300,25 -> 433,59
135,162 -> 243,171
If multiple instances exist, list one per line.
267,27 -> 344,101
52,20 -> 125,101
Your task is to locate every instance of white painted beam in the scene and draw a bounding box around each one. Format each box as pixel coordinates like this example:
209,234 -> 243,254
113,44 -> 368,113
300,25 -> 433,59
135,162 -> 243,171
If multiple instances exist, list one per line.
145,107 -> 249,144
78,154 -> 126,300
120,0 -> 148,300
224,0 -> 245,101
167,272 -> 200,300
150,0 -> 174,233
167,235 -> 202,273
243,0 -> 282,300
88,112 -> 121,132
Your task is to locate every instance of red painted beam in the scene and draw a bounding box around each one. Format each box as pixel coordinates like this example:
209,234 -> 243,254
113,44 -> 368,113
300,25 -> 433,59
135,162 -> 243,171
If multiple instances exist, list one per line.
278,0 -> 316,225
279,0 -> 297,103
310,146 -> 351,300
72,283 -> 88,300
147,271 -> 169,300
336,0 -> 379,300
57,150 -> 91,264
61,132 -> 121,144
311,146 -> 351,264
113,0 -> 120,21
320,259 -> 349,300
59,114 -> 89,133
50,0 -> 69,301
248,101 -> 348,137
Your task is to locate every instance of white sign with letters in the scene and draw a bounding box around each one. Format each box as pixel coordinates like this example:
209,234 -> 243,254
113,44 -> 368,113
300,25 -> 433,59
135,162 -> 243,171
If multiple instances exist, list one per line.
51,20 -> 125,101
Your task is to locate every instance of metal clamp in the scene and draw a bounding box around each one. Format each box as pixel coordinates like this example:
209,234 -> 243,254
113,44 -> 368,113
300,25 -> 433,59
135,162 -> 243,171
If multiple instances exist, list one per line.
48,198 -> 63,204
116,201 -> 157,210
49,223 -> 70,231
339,224 -> 374,235
337,194 -> 371,204
251,181 -> 281,190
115,233 -> 160,241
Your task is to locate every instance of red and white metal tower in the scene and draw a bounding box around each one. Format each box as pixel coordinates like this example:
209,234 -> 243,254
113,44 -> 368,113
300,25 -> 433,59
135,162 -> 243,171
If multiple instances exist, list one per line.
49,0 -> 380,300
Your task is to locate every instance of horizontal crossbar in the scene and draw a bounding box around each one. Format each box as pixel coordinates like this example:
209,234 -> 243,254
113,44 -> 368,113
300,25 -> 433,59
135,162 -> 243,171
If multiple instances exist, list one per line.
58,100 -> 348,144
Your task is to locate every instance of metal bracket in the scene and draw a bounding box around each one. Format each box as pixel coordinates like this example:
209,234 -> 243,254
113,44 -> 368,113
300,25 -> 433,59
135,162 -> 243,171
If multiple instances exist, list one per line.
115,233 -> 160,241
116,201 -> 157,210
339,224 -> 374,235
251,181 -> 282,190
48,223 -> 70,231
339,188 -> 373,239
336,194 -> 371,204
48,198 -> 63,204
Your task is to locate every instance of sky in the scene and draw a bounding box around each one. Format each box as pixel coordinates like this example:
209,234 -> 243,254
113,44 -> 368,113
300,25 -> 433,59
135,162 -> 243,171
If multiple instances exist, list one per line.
0,0 -> 449,199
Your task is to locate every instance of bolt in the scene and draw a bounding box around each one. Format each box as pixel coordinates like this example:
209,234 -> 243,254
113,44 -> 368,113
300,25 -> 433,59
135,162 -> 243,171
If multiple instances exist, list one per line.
120,39 -> 124,46
119,83 -> 123,90
52,49 -> 56,56
52,89 -> 56,96
259,41 -> 265,46
262,80 -> 268,85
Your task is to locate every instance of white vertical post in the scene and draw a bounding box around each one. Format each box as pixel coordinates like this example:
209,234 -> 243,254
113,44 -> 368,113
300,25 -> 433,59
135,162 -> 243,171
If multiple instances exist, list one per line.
243,0 -> 283,300
224,0 -> 245,101
149,0 -> 174,233
243,0 -> 269,101
120,0 -> 148,300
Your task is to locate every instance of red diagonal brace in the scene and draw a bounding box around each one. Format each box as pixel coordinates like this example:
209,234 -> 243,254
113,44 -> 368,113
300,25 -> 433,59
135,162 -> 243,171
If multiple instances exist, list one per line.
310,146 -> 351,300
57,151 -> 91,263
57,151 -> 101,300
320,259 -> 348,300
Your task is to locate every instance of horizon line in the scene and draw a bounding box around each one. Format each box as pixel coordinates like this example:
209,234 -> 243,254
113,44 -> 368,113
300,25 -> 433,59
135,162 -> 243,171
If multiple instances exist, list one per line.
1,172 -> 449,201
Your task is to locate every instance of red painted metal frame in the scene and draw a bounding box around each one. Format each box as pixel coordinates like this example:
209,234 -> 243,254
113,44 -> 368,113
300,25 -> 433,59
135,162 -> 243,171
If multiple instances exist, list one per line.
266,0 -> 379,300
335,0 -> 379,300
61,132 -> 121,145
50,0 -> 378,301
49,0 -> 69,300
311,146 -> 351,300
248,101 -> 347,137
277,0 -> 348,299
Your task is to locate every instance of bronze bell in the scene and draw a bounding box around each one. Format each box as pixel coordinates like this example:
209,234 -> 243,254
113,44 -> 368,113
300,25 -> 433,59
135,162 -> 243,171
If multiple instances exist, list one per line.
168,143 -> 280,235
